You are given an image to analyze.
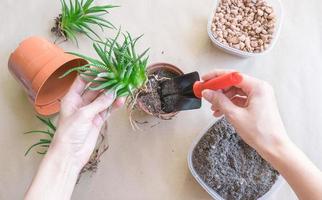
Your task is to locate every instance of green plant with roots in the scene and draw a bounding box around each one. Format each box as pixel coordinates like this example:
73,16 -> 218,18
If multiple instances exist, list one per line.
61,29 -> 149,97
25,116 -> 109,182
51,0 -> 118,44
61,29 -> 150,129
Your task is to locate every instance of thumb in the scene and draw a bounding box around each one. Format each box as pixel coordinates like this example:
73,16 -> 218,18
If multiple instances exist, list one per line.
202,89 -> 241,119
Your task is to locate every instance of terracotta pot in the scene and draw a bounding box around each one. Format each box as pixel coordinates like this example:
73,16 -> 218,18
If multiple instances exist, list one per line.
8,36 -> 87,116
137,62 -> 184,119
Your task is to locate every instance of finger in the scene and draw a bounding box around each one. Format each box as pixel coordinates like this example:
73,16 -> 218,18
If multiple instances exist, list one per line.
60,76 -> 86,116
201,69 -> 235,81
81,89 -> 102,106
211,91 -> 248,108
202,89 -> 242,120
94,108 -> 110,127
234,74 -> 261,95
213,110 -> 223,117
80,90 -> 116,119
96,97 -> 125,121
80,76 -> 110,106
211,104 -> 216,111
231,96 -> 248,107
65,76 -> 86,97
111,97 -> 126,112
210,99 -> 223,116
224,87 -> 247,99
211,104 -> 218,113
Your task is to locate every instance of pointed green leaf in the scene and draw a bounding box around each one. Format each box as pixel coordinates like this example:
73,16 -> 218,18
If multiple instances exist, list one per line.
88,80 -> 118,90
25,141 -> 50,156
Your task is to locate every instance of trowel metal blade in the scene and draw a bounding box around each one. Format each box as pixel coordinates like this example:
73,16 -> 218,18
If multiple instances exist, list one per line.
161,72 -> 200,97
160,72 -> 202,113
161,95 -> 201,113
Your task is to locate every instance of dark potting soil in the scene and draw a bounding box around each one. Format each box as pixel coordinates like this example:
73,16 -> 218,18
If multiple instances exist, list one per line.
192,118 -> 279,200
138,69 -> 178,114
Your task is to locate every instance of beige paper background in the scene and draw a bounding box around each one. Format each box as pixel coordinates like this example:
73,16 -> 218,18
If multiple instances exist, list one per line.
1,0 -> 322,199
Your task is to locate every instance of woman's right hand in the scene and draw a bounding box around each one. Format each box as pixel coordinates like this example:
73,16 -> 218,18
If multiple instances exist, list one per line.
201,70 -> 290,156
202,70 -> 322,200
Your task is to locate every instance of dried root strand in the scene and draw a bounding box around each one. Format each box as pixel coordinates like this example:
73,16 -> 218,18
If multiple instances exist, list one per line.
150,74 -> 170,82
126,74 -> 174,130
51,14 -> 68,44
126,87 -> 145,131
76,123 -> 109,183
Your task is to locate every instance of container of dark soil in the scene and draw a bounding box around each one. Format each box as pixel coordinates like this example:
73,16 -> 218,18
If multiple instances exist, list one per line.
136,63 -> 184,120
188,118 -> 284,200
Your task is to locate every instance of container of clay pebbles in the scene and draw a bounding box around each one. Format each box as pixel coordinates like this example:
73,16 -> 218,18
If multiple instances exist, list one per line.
207,0 -> 283,57
188,118 -> 285,200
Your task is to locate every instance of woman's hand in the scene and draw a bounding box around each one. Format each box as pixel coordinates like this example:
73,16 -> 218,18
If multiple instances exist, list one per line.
202,70 -> 322,200
25,76 -> 124,200
201,70 -> 289,155
51,76 -> 125,169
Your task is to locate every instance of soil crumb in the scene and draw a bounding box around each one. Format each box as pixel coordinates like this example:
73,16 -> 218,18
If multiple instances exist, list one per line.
192,118 -> 279,200
137,69 -> 178,115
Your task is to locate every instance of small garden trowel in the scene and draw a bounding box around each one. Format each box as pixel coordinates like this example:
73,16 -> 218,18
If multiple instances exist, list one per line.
160,71 -> 243,113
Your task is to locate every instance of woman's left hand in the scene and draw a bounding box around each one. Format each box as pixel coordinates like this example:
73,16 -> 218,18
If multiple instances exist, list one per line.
25,76 -> 125,200
51,76 -> 125,170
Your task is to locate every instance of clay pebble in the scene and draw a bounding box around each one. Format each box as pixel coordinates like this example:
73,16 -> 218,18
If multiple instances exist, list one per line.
211,0 -> 276,53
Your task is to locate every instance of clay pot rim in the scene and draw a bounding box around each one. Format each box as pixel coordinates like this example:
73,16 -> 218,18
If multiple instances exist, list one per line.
137,62 -> 184,119
34,56 -> 87,116
8,36 -> 88,116
33,55 -> 84,106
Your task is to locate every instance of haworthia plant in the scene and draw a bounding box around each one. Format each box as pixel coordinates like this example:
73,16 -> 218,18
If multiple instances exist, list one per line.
51,0 -> 118,44
61,29 -> 149,97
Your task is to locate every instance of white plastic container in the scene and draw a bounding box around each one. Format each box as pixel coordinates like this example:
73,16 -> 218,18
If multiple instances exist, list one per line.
187,119 -> 285,200
207,0 -> 283,57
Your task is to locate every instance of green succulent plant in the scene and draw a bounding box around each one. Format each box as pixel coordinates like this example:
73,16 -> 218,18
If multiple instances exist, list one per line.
61,29 -> 149,97
51,0 -> 118,44
24,116 -> 55,156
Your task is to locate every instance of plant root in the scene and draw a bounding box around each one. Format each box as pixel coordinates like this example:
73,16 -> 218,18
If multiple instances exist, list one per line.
51,14 -> 68,44
147,75 -> 173,120
76,122 -> 109,183
150,74 -> 170,82
126,84 -> 148,131
126,74 -> 173,130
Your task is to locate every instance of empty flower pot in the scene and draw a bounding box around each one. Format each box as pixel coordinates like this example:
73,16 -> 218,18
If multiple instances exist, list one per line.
137,62 -> 184,119
8,36 -> 87,116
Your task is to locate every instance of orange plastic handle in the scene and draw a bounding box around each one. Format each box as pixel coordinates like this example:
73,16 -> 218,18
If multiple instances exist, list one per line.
193,72 -> 243,98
